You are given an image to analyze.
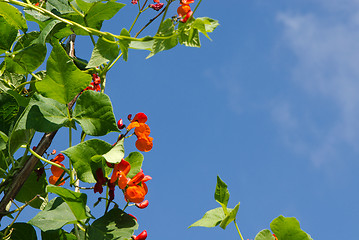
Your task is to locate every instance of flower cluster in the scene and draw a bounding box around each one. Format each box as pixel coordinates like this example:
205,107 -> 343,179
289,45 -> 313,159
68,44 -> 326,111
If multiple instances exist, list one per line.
94,159 -> 152,204
127,113 -> 154,152
84,74 -> 101,92
49,153 -> 66,186
149,0 -> 164,11
177,0 -> 194,23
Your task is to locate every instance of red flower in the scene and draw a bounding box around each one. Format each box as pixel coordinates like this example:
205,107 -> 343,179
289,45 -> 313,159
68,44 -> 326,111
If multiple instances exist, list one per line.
149,3 -> 164,11
127,113 -> 153,152
49,153 -> 66,186
94,168 -> 108,194
84,74 -> 101,92
180,0 -> 194,4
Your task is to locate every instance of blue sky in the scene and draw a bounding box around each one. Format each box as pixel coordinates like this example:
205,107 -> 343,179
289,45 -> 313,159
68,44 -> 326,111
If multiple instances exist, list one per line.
5,0 -> 359,239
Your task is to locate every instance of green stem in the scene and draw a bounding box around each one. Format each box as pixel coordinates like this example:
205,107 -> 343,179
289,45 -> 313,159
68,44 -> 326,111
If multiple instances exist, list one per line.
14,79 -> 39,92
122,202 -> 129,211
234,220 -> 244,240
27,147 -> 70,174
104,53 -> 123,74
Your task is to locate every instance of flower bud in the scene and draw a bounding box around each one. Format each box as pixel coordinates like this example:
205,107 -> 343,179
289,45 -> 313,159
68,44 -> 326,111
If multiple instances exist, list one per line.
133,230 -> 147,240
135,200 -> 149,209
127,114 -> 133,121
51,149 -> 57,155
117,119 -> 125,129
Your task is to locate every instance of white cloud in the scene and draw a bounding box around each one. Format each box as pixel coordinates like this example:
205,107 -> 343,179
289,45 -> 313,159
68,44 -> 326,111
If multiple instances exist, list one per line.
276,2 -> 359,165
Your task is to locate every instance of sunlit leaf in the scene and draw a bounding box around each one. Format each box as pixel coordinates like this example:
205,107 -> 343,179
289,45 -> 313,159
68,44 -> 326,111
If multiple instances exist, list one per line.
215,176 -> 230,207
87,36 -> 119,68
29,197 -> 78,231
88,208 -> 138,240
219,202 -> 240,229
254,229 -> 276,240
73,91 -> 118,136
0,16 -> 18,51
118,28 -> 130,61
5,32 -> 46,74
0,2 -> 27,32
14,93 -> 69,133
47,185 -> 91,220
102,139 -> 124,164
35,41 -> 91,104
270,216 -> 312,240
189,207 -> 225,228
63,139 -> 112,183
126,152 -> 144,179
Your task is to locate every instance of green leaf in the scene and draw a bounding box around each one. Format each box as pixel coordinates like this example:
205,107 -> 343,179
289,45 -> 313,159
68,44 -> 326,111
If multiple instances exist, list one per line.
34,20 -> 62,45
75,0 -> 102,14
0,3 -> 27,32
73,91 -> 118,136
8,128 -> 35,156
118,28 -> 131,61
254,229 -> 276,240
196,17 -> 219,34
270,216 -> 312,240
0,71 -> 26,91
41,229 -> 77,240
2,223 -> 37,240
63,139 -> 112,183
87,36 -> 119,68
88,208 -> 138,240
5,32 -> 47,74
0,92 -> 19,135
85,1 -> 125,30
35,41 -> 91,104
129,39 -> 154,51
102,139 -> 124,164
189,207 -> 226,228
0,131 -> 7,151
46,0 -> 74,15
6,90 -> 31,107
215,176 -> 230,207
147,19 -> 178,58
16,161 -> 47,209
219,202 -> 240,229
125,152 -> 144,179
47,185 -> 91,220
14,93 -> 69,133
29,197 -> 78,231
0,16 -> 18,51
178,27 -> 200,47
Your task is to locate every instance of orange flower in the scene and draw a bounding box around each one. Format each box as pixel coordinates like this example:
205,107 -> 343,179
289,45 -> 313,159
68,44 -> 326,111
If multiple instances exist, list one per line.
49,153 -> 66,186
110,160 -> 131,189
127,113 -> 153,152
125,184 -> 148,203
177,4 -> 193,22
124,170 -> 151,203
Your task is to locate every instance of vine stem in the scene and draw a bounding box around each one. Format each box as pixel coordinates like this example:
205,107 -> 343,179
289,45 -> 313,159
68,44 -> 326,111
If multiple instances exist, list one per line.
3,0 -> 177,42
27,147 -> 70,175
234,220 -> 244,240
